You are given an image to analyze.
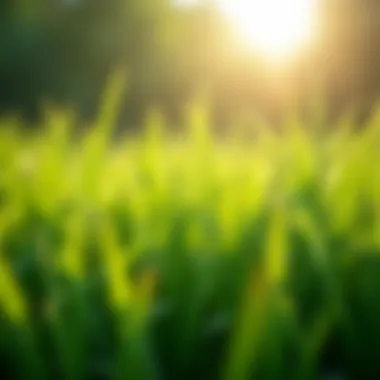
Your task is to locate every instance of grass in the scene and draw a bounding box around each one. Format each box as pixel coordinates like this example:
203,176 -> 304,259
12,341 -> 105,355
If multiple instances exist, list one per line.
1,80 -> 380,379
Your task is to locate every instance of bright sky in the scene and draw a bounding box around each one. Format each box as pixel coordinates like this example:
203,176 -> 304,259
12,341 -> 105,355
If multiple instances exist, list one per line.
178,0 -> 317,59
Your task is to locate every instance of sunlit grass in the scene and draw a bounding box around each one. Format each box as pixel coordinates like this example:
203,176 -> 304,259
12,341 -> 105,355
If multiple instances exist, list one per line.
1,81 -> 380,379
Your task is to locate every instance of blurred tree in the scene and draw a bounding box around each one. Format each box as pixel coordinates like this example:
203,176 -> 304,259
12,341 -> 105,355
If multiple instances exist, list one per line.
0,0 -> 173,124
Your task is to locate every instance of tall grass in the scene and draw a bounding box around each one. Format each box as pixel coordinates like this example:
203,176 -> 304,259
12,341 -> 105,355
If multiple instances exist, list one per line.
1,81 -> 380,379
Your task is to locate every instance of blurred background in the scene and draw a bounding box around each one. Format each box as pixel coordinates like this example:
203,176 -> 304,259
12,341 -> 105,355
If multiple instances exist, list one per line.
0,0 -> 379,127
2,3 -> 380,380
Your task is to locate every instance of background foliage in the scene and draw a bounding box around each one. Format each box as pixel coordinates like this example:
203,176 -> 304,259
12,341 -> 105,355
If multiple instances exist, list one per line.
0,0 -> 379,125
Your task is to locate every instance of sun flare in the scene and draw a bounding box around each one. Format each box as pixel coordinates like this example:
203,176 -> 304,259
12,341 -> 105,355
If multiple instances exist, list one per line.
218,0 -> 316,58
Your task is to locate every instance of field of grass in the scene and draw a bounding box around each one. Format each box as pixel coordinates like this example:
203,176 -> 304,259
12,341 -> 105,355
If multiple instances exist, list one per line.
1,88 -> 380,380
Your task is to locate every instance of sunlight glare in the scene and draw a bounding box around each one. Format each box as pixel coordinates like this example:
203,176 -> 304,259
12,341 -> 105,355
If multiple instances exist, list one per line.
218,0 -> 316,58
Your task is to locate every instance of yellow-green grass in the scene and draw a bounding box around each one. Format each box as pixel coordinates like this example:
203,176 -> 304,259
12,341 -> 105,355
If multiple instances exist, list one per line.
1,84 -> 380,379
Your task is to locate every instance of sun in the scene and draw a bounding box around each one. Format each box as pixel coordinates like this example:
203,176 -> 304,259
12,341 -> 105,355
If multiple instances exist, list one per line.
218,0 -> 316,58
